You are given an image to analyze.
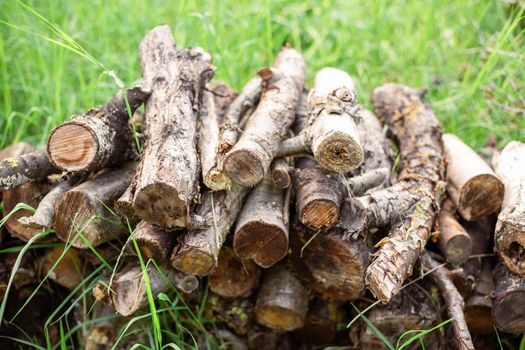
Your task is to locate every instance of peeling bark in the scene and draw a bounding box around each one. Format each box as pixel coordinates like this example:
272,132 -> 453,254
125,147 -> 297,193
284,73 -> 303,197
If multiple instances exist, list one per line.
0,151 -> 57,191
437,200 -> 472,264
492,262 -> 525,334
130,221 -> 176,263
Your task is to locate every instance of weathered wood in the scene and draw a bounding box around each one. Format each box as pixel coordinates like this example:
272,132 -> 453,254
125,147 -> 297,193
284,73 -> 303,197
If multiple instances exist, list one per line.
206,293 -> 254,335
41,246 -> 84,290
54,166 -> 135,248
85,304 -> 120,350
131,221 -> 176,263
208,246 -> 261,298
270,158 -> 291,189
292,298 -> 345,345
255,264 -> 308,331
437,200 -> 472,264
247,325 -> 294,350
233,172 -> 288,268
493,141 -> 525,275
0,150 -> 57,191
223,46 -> 306,187
464,260 -> 494,334
114,185 -> 138,224
443,133 -> 504,221
47,86 -> 150,173
363,84 -> 445,303
492,262 -> 525,334
171,183 -> 248,275
93,279 -> 112,305
132,25 -> 214,228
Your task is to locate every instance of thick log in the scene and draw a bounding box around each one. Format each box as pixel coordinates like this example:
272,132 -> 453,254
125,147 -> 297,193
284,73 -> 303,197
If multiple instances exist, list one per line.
171,183 -> 248,275
54,166 -> 135,248
206,293 -> 254,335
41,246 -> 84,290
110,260 -> 199,316
47,86 -> 150,173
0,150 -> 57,191
362,84 -> 445,303
464,260 -> 494,334
223,46 -> 306,187
492,262 -> 525,334
132,25 -> 214,228
493,141 -> 525,275
131,221 -> 176,263
292,298 -> 345,345
443,133 -> 504,221
208,246 -> 260,298
233,173 -> 288,268
254,263 -> 308,331
437,200 -> 472,264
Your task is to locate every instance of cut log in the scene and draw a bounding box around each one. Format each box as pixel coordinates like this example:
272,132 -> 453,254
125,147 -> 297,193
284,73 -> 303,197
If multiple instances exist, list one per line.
54,166 -> 135,249
443,133 -> 504,221
130,221 -> 176,263
85,304 -> 120,350
437,200 -> 472,264
0,150 -> 57,191
223,46 -> 306,187
464,260 -> 494,334
233,172 -> 288,268
47,86 -> 150,173
492,262 -> 525,334
247,325 -> 294,350
493,141 -> 525,275
114,185 -> 139,224
254,263 -> 308,331
208,246 -> 261,298
41,246 -> 84,290
362,83 -> 445,303
110,260 -> 199,316
171,183 -> 248,275
292,298 -> 345,345
270,158 -> 291,189
132,25 -> 214,228
206,293 -> 254,335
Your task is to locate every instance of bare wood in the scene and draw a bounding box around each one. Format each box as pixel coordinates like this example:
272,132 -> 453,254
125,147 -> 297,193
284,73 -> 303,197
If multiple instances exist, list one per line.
93,279 -> 112,305
493,141 -> 525,275
207,293 -> 254,335
47,86 -> 150,172
223,46 -> 306,187
171,183 -> 248,275
54,166 -> 135,248
233,172 -> 288,268
133,25 -> 214,228
131,221 -> 176,263
292,298 -> 345,345
464,260 -> 494,334
443,133 -> 504,221
255,263 -> 308,331
270,158 -> 291,189
492,262 -> 525,334
0,151 -> 57,191
208,246 -> 261,298
437,200 -> 472,264
41,246 -> 84,290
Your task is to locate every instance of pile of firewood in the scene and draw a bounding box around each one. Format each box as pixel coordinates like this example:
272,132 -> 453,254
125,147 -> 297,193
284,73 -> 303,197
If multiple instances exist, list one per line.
1,24 -> 524,349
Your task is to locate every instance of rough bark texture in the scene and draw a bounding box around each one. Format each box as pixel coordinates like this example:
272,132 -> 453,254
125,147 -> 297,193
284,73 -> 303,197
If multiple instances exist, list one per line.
493,141 -> 525,275
114,185 -> 138,224
364,83 -> 446,303
464,260 -> 494,334
255,264 -> 308,332
41,246 -> 84,290
437,200 -> 472,264
270,158 -> 291,189
110,261 -> 199,316
54,166 -> 135,248
208,246 -> 261,298
223,46 -> 306,187
0,150 -> 57,191
171,183 -> 248,275
443,133 -> 504,221
47,86 -> 150,173
233,172 -> 288,268
132,25 -> 214,228
206,293 -> 254,335
131,221 -> 176,263
292,298 -> 345,345
492,262 -> 525,334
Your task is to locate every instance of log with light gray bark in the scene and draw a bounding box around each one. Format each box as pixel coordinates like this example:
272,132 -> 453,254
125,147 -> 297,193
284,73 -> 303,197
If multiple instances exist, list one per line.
0,150 -> 57,191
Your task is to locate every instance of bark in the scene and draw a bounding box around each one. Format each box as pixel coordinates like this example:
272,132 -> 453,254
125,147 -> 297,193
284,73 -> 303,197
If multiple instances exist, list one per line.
492,141 -> 525,275
492,262 -> 525,334
54,166 -> 135,248
208,246 -> 260,298
464,260 -> 494,334
443,133 -> 504,221
114,185 -> 138,224
110,260 -> 199,316
206,293 -> 254,335
0,150 -> 57,191
223,46 -> 306,187
132,25 -> 214,228
437,200 -> 472,264
85,304 -> 120,350
41,246 -> 84,290
292,298 -> 345,345
171,183 -> 248,275
233,172 -> 288,268
47,86 -> 150,173
131,221 -> 176,263
270,158 -> 291,189
363,84 -> 445,303
255,263 -> 308,332
422,252 -> 474,350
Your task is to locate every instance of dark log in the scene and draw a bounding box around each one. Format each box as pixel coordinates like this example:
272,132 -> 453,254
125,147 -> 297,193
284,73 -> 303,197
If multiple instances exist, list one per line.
443,133 -> 504,221
47,86 -> 149,173
292,298 -> 345,345
82,244 -> 121,267
171,183 -> 248,275
362,84 -> 445,303
247,325 -> 294,350
54,166 -> 135,248
0,150 -> 57,191
132,25 -> 214,228
464,260 -> 494,334
131,221 -> 176,263
492,262 -> 525,334
41,246 -> 84,290
493,141 -> 525,275
233,172 -> 288,268
85,304 -> 120,350
271,158 -> 291,189
437,199 -> 472,264
223,46 -> 306,187
0,250 -> 39,300
254,263 -> 308,331
208,246 -> 260,298
206,293 -> 254,335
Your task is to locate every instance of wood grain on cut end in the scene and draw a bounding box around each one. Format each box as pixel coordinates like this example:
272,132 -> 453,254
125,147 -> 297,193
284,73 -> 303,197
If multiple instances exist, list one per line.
48,123 -> 98,171
460,174 -> 504,220
206,170 -> 231,191
234,221 -> 288,268
496,223 -> 525,275
223,147 -> 265,187
133,183 -> 187,228
313,132 -> 364,172
300,199 -> 340,229
493,290 -> 525,333
171,248 -> 215,276
256,306 -> 304,332
446,234 -> 472,265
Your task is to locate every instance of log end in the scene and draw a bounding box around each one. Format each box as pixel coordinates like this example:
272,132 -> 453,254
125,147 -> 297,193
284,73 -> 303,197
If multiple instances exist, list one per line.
223,148 -> 265,187
313,132 -> 364,173
234,222 -> 288,268
445,233 -> 472,265
300,199 -> 340,229
496,218 -> 525,275
47,123 -> 98,171
493,289 -> 525,334
205,169 -> 231,191
133,183 -> 188,228
170,248 -> 215,276
459,173 -> 504,221
255,305 -> 305,332
465,302 -> 493,334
